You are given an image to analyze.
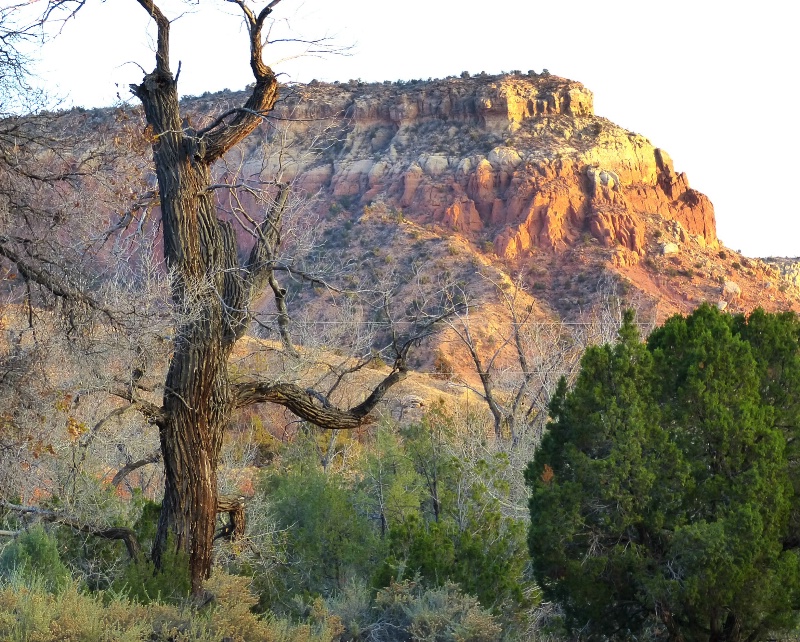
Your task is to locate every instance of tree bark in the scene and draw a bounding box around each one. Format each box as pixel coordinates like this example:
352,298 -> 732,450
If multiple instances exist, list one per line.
130,0 -> 282,595
127,0 -> 426,595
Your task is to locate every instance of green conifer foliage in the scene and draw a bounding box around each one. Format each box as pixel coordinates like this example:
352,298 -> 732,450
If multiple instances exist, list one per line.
0,526 -> 71,591
526,305 -> 800,642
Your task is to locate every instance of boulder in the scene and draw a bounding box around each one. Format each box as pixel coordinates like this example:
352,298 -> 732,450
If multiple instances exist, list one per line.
662,242 -> 680,255
722,280 -> 742,299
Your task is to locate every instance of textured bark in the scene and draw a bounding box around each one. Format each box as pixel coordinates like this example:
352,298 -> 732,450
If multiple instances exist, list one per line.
216,495 -> 246,541
233,368 -> 408,428
128,0 -> 418,595
130,0 -> 282,595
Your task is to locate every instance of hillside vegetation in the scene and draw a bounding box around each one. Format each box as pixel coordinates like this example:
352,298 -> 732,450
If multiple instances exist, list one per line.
3,2 -> 800,639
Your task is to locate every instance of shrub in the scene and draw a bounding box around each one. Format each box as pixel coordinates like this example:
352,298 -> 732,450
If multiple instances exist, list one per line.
368,579 -> 500,642
114,545 -> 191,604
375,411 -> 532,614
0,526 -> 71,591
0,572 -> 343,642
258,464 -> 382,610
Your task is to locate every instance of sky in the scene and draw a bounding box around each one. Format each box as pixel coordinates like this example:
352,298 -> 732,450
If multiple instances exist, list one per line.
26,0 -> 800,258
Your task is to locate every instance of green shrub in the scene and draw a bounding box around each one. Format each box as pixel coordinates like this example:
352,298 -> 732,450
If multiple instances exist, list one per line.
0,572 -> 343,642
327,578 -> 500,642
0,526 -> 71,591
374,412 -> 531,614
0,577 -> 149,642
258,464 -> 382,609
114,544 -> 191,604
373,579 -> 500,642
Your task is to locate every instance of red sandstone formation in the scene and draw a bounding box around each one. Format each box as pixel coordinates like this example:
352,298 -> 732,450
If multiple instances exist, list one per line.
249,73 -> 715,264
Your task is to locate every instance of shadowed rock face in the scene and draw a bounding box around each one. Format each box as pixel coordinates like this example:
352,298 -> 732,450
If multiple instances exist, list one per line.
239,72 -> 715,264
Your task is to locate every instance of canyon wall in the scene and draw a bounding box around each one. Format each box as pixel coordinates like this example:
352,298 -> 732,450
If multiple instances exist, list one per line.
225,73 -> 715,265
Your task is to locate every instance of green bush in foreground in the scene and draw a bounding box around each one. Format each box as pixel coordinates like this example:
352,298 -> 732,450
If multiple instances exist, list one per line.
527,306 -> 800,642
328,578 -> 500,642
0,526 -> 71,592
0,572 -> 504,642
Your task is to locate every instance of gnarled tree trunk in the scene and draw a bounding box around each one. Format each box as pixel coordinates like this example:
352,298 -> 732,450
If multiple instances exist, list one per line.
130,0 -> 280,593
129,0 -> 419,595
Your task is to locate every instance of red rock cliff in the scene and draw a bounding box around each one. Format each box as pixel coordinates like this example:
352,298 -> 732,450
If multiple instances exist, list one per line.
238,73 -> 715,263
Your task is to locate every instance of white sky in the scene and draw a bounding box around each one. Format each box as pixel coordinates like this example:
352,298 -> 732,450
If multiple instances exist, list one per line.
28,0 -> 800,258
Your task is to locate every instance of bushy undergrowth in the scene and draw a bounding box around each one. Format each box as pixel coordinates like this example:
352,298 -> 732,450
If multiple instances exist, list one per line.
0,572 -> 508,642
329,578 -> 501,642
0,525 -> 71,592
0,572 -> 343,642
0,406 -> 538,640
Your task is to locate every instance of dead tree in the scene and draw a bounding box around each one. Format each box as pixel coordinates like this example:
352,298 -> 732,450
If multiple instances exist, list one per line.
123,0 -> 437,594
0,0 -> 458,596
447,278 -> 586,445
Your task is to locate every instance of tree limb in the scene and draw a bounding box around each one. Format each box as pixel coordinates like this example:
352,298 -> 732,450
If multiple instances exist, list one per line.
0,500 -> 141,561
134,0 -> 171,75
0,236 -> 117,322
108,388 -> 166,427
215,494 -> 246,541
202,1 -> 281,161
231,300 -> 462,428
111,449 -> 162,487
233,367 -> 407,429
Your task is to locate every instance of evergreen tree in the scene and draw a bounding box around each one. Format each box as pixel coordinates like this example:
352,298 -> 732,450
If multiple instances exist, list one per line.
527,306 -> 800,642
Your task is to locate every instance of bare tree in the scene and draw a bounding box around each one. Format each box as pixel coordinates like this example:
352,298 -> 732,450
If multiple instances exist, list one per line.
0,0 -> 457,595
446,277 -> 586,445
448,273 -> 658,447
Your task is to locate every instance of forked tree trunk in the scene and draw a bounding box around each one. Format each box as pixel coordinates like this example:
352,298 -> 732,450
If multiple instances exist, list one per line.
130,0 -> 281,594
130,0 -> 417,595
133,69 -> 238,591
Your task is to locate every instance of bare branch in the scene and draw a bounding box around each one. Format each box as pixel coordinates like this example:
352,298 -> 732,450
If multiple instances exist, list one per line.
233,366 -> 407,430
0,236 -> 117,322
134,0 -> 171,75
0,500 -> 141,561
108,388 -> 166,427
202,2 -> 281,160
111,450 -> 162,487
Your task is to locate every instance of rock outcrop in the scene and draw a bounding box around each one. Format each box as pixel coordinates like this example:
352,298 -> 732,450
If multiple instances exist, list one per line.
764,258 -> 800,289
233,72 -> 716,265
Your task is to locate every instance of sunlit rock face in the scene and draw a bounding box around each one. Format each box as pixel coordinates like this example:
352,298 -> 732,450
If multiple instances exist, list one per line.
234,72 -> 715,264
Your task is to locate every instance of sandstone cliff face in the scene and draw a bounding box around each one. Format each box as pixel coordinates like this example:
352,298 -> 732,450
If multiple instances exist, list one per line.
237,73 -> 716,264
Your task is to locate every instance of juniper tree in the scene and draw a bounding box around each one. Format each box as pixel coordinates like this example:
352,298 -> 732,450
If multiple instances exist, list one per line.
527,306 -> 800,642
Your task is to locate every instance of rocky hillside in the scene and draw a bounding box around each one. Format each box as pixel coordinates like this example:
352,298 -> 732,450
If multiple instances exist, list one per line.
188,72 -> 797,322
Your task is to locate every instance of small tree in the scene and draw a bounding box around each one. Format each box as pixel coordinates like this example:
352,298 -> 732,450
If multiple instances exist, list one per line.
526,306 -> 800,642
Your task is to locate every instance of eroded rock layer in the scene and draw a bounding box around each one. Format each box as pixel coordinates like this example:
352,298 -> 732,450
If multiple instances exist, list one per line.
232,73 -> 716,263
